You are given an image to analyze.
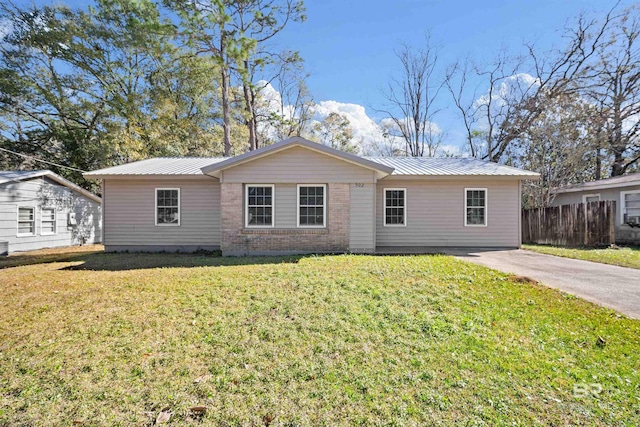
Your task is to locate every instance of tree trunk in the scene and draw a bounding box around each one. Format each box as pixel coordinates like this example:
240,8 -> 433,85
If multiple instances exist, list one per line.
221,69 -> 231,156
220,35 -> 231,157
250,85 -> 259,149
242,80 -> 256,151
610,98 -> 624,176
594,144 -> 601,180
611,149 -> 626,176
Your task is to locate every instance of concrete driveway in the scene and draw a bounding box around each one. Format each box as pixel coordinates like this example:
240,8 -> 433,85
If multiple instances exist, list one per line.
446,248 -> 640,319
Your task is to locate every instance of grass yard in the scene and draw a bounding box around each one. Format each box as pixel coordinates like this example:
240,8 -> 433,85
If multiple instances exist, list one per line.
524,244 -> 640,270
1,248 -> 639,426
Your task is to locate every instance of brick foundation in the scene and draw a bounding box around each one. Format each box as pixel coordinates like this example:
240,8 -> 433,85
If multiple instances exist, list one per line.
220,183 -> 350,255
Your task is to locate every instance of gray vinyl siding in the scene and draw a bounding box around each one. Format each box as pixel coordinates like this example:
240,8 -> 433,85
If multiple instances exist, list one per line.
552,184 -> 640,225
376,178 -> 520,247
103,178 -> 220,249
222,146 -> 375,183
0,177 -> 102,253
350,183 -> 375,252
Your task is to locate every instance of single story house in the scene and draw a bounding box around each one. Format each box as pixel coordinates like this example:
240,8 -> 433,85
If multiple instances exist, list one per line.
0,170 -> 102,254
84,137 -> 539,255
551,173 -> 640,245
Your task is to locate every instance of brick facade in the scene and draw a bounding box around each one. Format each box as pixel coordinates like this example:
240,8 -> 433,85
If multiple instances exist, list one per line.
220,183 -> 350,255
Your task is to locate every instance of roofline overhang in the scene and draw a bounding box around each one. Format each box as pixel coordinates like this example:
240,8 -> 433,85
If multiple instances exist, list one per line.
379,174 -> 540,181
552,179 -> 640,194
200,136 -> 394,179
83,174 -> 217,181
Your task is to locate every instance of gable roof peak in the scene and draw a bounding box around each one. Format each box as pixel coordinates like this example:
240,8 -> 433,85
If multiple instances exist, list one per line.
200,137 -> 395,178
0,169 -> 101,203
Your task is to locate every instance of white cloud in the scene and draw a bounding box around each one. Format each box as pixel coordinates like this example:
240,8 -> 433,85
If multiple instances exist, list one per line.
256,83 -> 454,157
312,100 -> 381,144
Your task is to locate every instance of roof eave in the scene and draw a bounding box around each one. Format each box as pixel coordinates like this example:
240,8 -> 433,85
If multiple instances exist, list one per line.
552,179 -> 640,194
382,173 -> 540,180
83,173 -> 216,180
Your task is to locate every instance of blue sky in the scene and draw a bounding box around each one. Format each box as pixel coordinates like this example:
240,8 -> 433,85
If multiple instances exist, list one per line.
16,0 -> 635,152
278,0 -> 627,107
269,0 -> 632,151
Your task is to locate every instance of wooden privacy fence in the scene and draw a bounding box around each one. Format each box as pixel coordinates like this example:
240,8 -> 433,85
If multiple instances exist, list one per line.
522,201 -> 616,246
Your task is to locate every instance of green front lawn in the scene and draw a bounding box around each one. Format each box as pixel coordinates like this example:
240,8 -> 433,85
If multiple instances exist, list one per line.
0,249 -> 638,425
524,244 -> 640,270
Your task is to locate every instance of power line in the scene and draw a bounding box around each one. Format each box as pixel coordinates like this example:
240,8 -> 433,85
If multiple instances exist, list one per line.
0,147 -> 88,173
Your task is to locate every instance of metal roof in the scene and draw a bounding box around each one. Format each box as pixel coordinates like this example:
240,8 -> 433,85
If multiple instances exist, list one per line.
553,172 -> 640,194
365,157 -> 540,177
84,151 -> 539,179
0,170 -> 101,203
84,157 -> 225,177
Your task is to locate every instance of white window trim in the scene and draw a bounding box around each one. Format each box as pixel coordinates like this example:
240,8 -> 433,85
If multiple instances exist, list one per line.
383,188 -> 407,227
464,188 -> 488,227
17,206 -> 36,237
155,188 -> 181,226
620,190 -> 640,225
582,193 -> 601,203
40,207 -> 57,236
297,184 -> 327,228
245,184 -> 275,228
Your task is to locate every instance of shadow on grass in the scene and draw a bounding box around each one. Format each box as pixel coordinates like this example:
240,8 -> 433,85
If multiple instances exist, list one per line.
0,249 -> 103,270
375,246 -> 516,257
60,252 -> 308,271
4,246 -> 456,272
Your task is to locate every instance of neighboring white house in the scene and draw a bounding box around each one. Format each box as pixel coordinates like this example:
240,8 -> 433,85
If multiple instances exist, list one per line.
0,170 -> 102,254
551,172 -> 640,245
85,137 -> 539,255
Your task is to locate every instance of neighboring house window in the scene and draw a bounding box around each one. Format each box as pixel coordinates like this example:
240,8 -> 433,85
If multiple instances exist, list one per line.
465,188 -> 487,226
246,185 -> 274,227
621,190 -> 640,225
41,208 -> 57,235
155,188 -> 180,226
583,194 -> 600,203
384,188 -> 406,226
17,207 -> 36,236
298,185 -> 326,227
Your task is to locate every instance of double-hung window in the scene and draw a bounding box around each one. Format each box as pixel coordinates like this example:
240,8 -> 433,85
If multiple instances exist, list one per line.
384,188 -> 406,226
621,190 -> 640,225
17,207 -> 36,236
246,185 -> 274,227
465,188 -> 487,226
298,185 -> 326,227
41,208 -> 57,235
156,188 -> 180,226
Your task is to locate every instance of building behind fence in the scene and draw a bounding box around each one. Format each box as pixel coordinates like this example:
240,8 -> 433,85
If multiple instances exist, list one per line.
522,201 -> 615,246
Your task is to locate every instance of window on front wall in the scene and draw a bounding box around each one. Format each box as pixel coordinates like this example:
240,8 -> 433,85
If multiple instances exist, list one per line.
156,188 -> 180,226
298,185 -> 326,227
17,207 -> 35,236
465,188 -> 487,226
246,185 -> 274,227
384,188 -> 406,226
583,194 -> 600,203
41,208 -> 56,235
622,190 -> 640,225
